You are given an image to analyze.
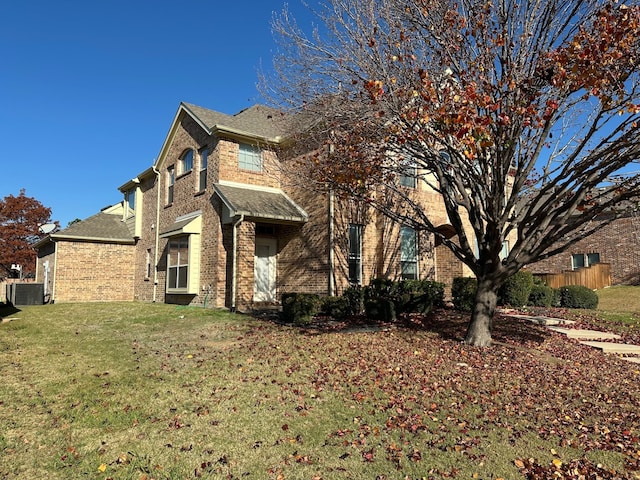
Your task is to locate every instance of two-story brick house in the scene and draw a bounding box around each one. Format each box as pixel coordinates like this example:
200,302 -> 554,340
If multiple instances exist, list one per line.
35,101 -> 472,308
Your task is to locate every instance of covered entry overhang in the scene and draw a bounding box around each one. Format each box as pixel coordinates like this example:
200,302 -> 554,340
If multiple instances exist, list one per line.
214,182 -> 308,225
213,182 -> 308,311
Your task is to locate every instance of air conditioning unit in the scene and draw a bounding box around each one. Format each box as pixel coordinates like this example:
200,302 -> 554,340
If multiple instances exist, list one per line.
6,283 -> 44,306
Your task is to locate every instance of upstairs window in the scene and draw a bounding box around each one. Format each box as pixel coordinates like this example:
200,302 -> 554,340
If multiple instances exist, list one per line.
179,149 -> 194,175
399,157 -> 417,188
238,143 -> 262,172
348,224 -> 363,285
124,188 -> 135,216
571,254 -> 585,270
500,240 -> 510,260
572,252 -> 600,270
199,148 -> 209,192
587,252 -> 601,266
400,226 -> 418,280
167,166 -> 175,204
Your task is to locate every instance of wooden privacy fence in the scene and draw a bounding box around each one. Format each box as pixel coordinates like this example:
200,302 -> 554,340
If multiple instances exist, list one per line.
534,262 -> 611,290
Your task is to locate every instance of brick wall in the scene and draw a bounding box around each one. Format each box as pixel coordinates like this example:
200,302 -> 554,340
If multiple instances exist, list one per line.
218,140 -> 281,188
277,184 -> 331,296
529,215 -> 640,285
52,241 -> 135,302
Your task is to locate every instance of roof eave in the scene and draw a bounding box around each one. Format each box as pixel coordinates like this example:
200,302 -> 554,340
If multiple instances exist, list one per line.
49,234 -> 136,245
211,125 -> 283,145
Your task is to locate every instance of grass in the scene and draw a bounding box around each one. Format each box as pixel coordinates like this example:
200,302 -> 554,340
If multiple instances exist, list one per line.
1,301 -> 639,479
597,286 -> 640,315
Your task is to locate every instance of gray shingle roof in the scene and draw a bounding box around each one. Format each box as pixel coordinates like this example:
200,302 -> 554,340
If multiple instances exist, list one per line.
182,102 -> 286,141
214,183 -> 308,224
51,212 -> 135,244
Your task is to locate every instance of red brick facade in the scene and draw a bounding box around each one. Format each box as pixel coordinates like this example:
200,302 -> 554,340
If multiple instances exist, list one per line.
36,240 -> 135,303
528,215 -> 640,285
36,102 -> 470,308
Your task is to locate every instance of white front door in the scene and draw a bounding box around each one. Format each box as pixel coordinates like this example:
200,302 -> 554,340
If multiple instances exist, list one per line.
254,238 -> 277,302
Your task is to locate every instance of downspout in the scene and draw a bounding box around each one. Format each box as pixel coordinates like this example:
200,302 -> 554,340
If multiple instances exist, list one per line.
328,187 -> 335,296
231,214 -> 244,312
152,165 -> 161,302
51,241 -> 58,302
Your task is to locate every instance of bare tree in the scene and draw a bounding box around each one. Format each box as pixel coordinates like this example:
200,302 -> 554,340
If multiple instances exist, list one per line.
262,0 -> 640,346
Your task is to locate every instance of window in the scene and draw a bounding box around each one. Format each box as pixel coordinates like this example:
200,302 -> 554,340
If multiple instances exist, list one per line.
168,236 -> 189,290
179,149 -> 194,175
500,240 -> 510,260
572,252 -> 601,270
238,143 -> 262,172
571,254 -> 585,270
587,253 -> 600,266
124,189 -> 135,216
400,226 -> 418,280
199,148 -> 208,191
348,224 -> 363,285
167,167 -> 175,204
399,157 -> 417,188
145,249 -> 152,280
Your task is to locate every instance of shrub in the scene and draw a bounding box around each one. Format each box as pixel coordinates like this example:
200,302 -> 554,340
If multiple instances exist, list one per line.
341,285 -> 365,316
364,278 -> 397,321
452,277 -> 477,312
281,292 -> 321,325
499,270 -> 533,307
528,284 -> 557,307
395,279 -> 445,314
320,295 -> 350,319
558,285 -> 599,309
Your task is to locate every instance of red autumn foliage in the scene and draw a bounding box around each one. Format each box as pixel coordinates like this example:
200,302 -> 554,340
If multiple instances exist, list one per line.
0,189 -> 55,279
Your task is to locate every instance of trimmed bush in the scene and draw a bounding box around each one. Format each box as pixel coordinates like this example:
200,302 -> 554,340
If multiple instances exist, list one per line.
281,292 -> 321,325
342,285 -> 365,316
528,284 -> 558,307
363,278 -> 444,320
452,277 -> 477,312
558,285 -> 599,309
364,278 -> 397,321
395,279 -> 445,314
498,270 -> 533,307
320,295 -> 350,319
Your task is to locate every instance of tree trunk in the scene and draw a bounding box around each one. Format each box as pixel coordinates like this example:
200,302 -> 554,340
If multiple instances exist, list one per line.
464,277 -> 499,347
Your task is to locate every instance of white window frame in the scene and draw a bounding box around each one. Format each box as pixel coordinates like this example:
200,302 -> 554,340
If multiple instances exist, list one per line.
399,157 -> 417,188
199,147 -> 208,192
238,143 -> 262,172
348,224 -> 363,285
167,236 -> 189,292
167,166 -> 175,205
179,149 -> 194,175
400,226 -> 418,280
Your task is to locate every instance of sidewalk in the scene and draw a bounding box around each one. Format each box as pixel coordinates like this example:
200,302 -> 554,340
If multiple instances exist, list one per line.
500,311 -> 640,364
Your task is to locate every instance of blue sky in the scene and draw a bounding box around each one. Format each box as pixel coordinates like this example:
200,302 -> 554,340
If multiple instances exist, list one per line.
0,0 -> 313,227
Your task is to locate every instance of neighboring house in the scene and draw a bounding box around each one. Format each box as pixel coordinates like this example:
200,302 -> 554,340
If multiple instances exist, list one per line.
529,211 -> 640,286
33,204 -> 136,302
35,101 -> 476,309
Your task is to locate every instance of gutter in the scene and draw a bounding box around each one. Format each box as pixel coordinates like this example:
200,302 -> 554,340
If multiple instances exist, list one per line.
152,165 -> 161,302
328,188 -> 335,296
52,241 -> 58,302
231,214 -> 244,312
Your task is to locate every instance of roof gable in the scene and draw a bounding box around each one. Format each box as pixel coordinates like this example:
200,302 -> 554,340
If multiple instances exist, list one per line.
50,210 -> 135,244
153,102 -> 286,172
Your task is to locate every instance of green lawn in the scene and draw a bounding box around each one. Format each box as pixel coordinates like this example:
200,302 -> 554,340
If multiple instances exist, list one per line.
1,302 -> 639,479
598,286 -> 640,314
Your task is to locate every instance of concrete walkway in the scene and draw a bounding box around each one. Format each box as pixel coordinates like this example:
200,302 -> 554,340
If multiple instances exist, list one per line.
501,310 -> 640,364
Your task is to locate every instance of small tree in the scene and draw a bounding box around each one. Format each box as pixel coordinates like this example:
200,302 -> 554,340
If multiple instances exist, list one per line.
263,0 -> 640,346
0,189 -> 56,279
